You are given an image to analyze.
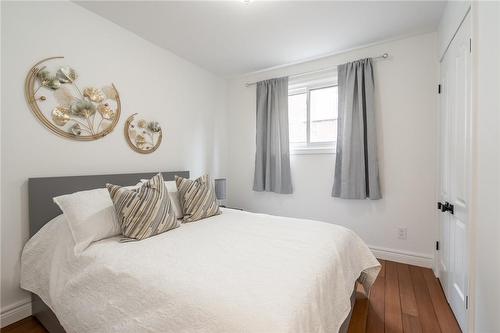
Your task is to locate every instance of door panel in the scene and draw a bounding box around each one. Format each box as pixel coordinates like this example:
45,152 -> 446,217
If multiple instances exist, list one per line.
438,46 -> 451,294
452,33 -> 469,207
439,213 -> 450,291
438,13 -> 470,332
450,14 -> 470,330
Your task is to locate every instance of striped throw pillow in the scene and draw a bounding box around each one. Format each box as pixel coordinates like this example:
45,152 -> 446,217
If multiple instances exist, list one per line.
175,174 -> 221,223
107,173 -> 179,241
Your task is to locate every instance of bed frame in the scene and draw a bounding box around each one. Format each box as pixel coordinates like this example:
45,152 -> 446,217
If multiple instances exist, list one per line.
27,170 -> 356,333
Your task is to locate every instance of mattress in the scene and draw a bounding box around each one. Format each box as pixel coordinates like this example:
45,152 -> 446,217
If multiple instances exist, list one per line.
21,208 -> 380,333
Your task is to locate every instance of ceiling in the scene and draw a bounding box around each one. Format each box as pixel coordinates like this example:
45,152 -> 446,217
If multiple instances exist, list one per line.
76,1 -> 445,77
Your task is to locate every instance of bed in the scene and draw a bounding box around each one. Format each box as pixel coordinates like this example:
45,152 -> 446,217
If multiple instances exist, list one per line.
21,171 -> 380,333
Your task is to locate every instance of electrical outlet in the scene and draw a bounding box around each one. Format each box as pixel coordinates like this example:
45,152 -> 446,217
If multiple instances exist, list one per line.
398,227 -> 407,240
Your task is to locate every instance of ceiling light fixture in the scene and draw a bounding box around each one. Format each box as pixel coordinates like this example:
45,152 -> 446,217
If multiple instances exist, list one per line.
241,0 -> 253,4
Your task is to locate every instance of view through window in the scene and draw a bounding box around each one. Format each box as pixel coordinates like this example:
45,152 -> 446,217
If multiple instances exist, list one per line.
288,82 -> 338,153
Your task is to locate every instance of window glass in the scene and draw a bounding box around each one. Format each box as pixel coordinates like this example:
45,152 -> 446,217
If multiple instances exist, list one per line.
310,86 -> 337,143
288,93 -> 307,144
288,77 -> 338,153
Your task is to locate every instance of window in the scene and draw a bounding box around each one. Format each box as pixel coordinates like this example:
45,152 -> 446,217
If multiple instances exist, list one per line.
288,77 -> 338,154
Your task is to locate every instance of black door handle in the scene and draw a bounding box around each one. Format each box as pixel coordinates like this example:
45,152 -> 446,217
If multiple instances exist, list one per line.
444,201 -> 454,215
437,201 -> 454,214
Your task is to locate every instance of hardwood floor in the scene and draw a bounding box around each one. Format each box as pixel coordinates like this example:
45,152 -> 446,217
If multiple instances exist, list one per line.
1,260 -> 459,333
1,317 -> 47,333
348,260 -> 461,333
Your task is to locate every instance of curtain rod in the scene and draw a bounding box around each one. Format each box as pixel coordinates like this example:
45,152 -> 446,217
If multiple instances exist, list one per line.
245,53 -> 389,87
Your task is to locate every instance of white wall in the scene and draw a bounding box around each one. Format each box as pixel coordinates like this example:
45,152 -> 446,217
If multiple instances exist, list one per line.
226,33 -> 439,266
0,1 -> 227,325
471,2 -> 500,332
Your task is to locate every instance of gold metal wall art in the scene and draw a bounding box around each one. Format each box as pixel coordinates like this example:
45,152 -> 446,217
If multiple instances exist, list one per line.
25,56 -> 121,141
125,113 -> 163,154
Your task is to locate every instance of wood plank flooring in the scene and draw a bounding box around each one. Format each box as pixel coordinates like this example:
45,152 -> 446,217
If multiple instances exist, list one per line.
1,317 -> 47,333
1,260 -> 459,333
348,260 -> 461,333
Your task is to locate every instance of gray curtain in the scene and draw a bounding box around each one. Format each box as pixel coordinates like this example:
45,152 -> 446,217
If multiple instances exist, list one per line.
253,77 -> 293,194
332,58 -> 381,199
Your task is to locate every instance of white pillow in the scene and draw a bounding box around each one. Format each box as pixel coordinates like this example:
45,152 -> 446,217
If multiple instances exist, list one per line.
53,183 -> 140,253
164,180 -> 178,192
140,180 -> 183,219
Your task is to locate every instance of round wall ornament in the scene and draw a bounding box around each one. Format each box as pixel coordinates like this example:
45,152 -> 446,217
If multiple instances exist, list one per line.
24,56 -> 121,141
124,113 -> 163,154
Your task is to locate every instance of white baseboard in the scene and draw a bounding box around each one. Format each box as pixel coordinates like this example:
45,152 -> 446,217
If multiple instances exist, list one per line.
1,299 -> 32,328
369,245 -> 434,268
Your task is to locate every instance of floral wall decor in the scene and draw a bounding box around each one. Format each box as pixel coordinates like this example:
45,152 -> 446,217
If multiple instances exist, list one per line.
125,113 -> 163,154
25,56 -> 121,140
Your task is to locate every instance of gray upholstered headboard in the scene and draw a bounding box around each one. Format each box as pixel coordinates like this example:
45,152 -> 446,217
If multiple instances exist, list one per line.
28,171 -> 189,236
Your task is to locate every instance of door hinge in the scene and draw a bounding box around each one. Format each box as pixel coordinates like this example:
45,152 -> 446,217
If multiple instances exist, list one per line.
436,241 -> 439,251
470,38 -> 472,53
438,84 -> 441,94
466,295 -> 469,309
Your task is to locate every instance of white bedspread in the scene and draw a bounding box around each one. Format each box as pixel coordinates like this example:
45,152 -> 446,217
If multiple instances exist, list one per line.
21,208 -> 380,333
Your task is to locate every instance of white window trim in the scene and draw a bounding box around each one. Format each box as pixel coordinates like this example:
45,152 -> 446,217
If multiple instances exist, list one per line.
289,80 -> 338,155
290,146 -> 336,155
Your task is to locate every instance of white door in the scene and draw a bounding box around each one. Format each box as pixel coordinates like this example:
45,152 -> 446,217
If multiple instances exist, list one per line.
438,44 -> 451,299
438,13 -> 471,331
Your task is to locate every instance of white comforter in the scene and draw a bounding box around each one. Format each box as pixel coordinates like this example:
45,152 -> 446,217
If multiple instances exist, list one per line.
21,208 -> 380,333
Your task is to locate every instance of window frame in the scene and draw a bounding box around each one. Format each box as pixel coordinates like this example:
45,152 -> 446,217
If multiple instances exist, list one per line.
288,81 -> 338,155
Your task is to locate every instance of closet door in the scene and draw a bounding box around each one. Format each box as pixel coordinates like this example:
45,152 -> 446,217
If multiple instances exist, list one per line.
438,46 -> 451,301
438,13 -> 471,331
